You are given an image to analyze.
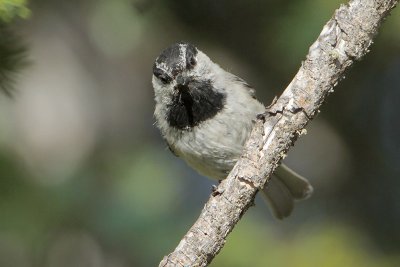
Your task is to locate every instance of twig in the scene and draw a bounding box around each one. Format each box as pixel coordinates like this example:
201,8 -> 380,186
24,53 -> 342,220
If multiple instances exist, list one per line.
159,0 -> 399,266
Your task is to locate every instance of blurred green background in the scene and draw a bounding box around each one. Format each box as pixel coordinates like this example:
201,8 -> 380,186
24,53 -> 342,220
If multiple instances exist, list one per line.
1,0 -> 400,266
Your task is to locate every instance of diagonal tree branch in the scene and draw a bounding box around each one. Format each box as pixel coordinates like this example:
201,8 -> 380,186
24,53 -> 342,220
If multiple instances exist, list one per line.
159,0 -> 399,266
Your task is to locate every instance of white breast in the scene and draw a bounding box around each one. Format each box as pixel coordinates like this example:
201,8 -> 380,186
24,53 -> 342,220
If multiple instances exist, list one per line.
159,80 -> 265,180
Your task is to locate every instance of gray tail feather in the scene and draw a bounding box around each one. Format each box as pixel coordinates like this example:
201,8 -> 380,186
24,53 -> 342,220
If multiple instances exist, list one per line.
261,164 -> 313,220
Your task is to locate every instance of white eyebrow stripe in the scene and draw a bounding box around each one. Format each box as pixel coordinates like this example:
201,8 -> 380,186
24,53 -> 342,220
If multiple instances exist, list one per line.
178,43 -> 187,69
155,43 -> 189,77
155,61 -> 173,76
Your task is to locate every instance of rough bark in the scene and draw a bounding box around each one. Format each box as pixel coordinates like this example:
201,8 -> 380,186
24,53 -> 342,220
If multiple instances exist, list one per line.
159,0 -> 399,266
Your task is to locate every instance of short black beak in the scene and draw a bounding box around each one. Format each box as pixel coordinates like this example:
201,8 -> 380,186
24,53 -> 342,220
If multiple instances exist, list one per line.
176,75 -> 189,91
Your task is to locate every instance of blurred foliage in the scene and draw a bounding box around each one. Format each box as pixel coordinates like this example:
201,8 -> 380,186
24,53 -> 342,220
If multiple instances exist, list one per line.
0,0 -> 29,95
0,0 -> 30,22
213,220 -> 400,267
0,0 -> 399,266
0,25 -> 28,95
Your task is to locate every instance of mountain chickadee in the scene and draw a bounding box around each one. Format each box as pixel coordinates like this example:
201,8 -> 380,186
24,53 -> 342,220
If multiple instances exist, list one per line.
152,42 -> 313,219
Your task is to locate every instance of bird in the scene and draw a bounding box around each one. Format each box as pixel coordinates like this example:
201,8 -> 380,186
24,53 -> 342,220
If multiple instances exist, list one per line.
152,42 -> 312,219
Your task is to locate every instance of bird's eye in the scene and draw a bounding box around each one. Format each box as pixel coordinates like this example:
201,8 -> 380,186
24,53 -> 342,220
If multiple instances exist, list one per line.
186,44 -> 198,69
153,66 -> 172,84
159,75 -> 171,84
187,55 -> 197,68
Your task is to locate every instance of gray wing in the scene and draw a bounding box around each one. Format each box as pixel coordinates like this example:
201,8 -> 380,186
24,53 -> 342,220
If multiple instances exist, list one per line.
231,75 -> 257,99
165,140 -> 179,157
